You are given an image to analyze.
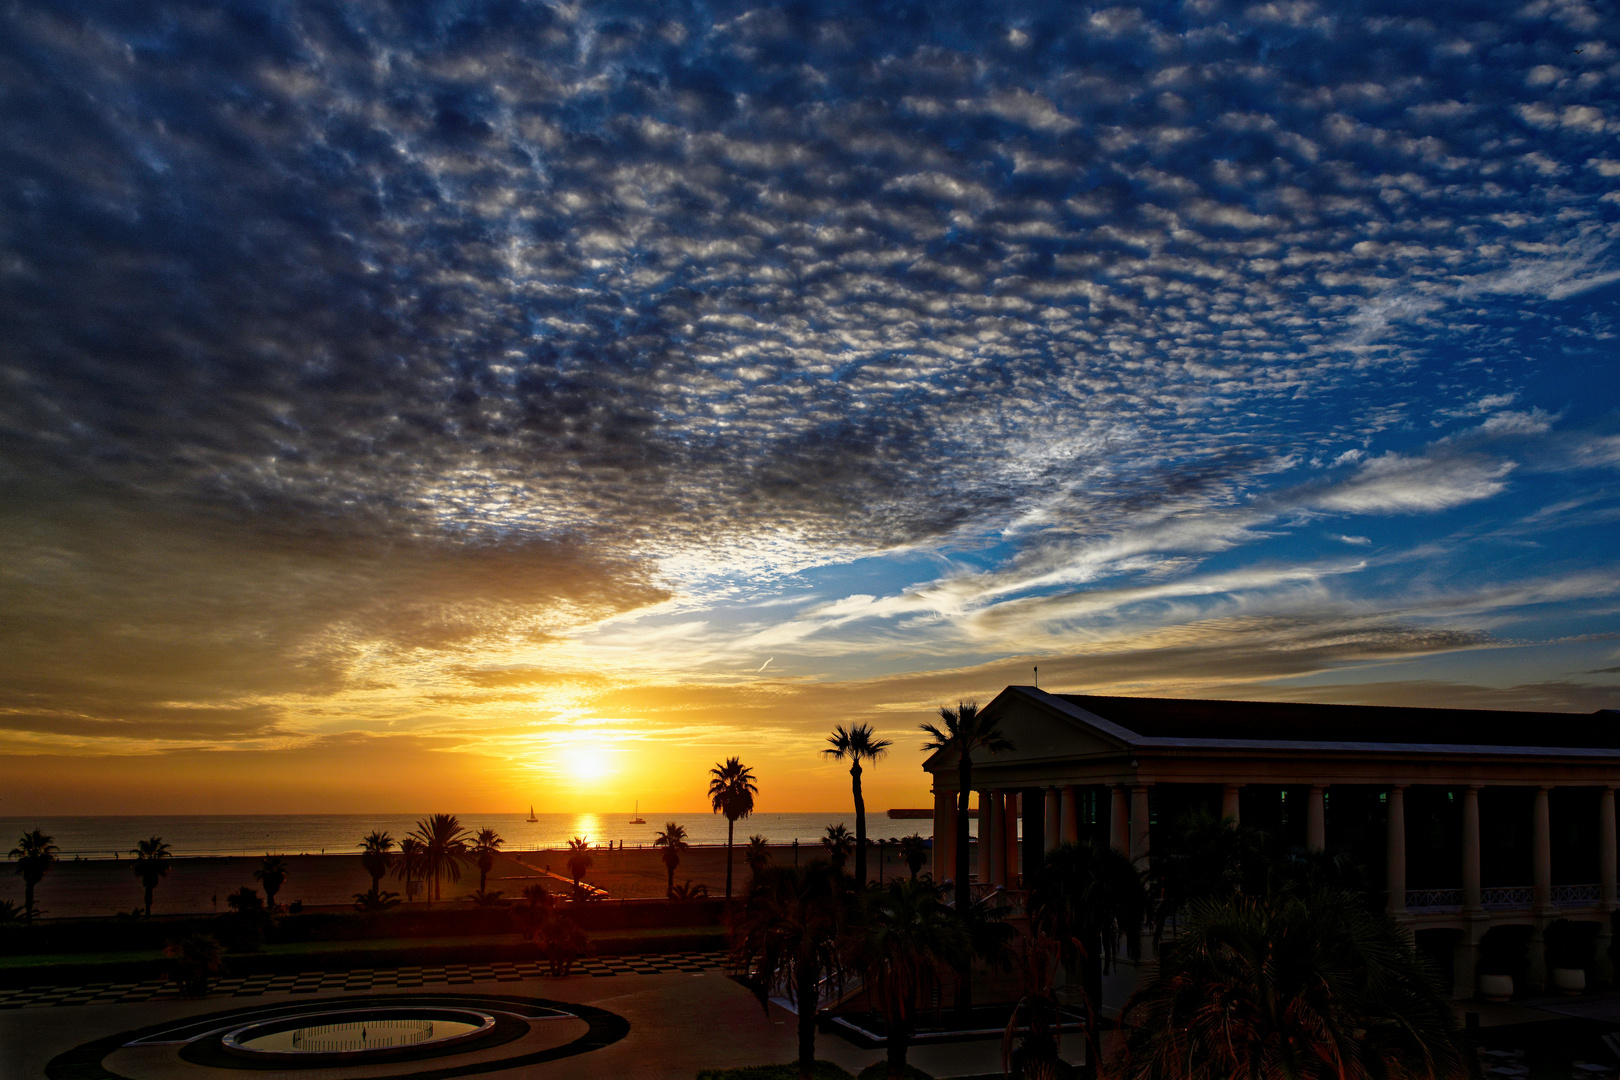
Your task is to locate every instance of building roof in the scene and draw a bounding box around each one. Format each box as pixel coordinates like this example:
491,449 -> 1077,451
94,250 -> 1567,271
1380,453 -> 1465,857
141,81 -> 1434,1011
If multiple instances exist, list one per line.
1054,692 -> 1620,749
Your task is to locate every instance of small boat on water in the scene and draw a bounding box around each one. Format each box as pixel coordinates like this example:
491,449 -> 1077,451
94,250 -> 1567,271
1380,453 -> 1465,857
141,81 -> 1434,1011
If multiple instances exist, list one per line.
628,800 -> 646,824
526,805 -> 538,822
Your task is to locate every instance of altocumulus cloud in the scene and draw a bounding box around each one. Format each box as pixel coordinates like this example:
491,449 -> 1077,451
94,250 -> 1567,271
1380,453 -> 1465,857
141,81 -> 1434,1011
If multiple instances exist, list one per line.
1,0 -> 1618,775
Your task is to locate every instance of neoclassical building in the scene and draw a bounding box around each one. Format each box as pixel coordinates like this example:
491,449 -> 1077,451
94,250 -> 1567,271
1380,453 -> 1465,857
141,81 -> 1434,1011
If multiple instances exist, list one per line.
924,685 -> 1620,1000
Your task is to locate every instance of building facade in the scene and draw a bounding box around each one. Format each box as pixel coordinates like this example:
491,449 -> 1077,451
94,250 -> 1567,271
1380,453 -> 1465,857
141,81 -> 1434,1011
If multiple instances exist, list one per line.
923,686 -> 1620,1000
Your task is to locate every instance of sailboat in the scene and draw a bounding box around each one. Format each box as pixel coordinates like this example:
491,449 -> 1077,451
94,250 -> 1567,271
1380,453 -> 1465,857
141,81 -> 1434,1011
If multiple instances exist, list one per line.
629,800 -> 646,824
526,805 -> 538,822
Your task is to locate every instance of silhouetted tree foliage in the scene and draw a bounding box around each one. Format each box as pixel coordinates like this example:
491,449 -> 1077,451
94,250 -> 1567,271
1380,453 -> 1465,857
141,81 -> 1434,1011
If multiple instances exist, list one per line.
710,757 -> 758,901
824,723 -> 892,886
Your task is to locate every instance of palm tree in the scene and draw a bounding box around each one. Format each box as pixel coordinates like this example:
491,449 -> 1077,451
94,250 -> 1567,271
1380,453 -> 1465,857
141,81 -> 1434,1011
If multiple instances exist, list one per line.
130,836 -> 173,918
670,880 -> 710,900
409,813 -> 471,901
472,827 -> 504,893
395,836 -> 425,901
226,885 -> 263,912
745,834 -> 771,879
821,822 -> 854,872
899,834 -> 929,883
654,822 -> 689,899
565,836 -> 593,899
709,757 -> 758,901
1146,810 -> 1267,942
919,701 -> 1014,913
823,723 -> 893,886
357,830 -> 394,903
254,855 -> 290,911
1027,839 -> 1147,1070
853,878 -> 971,1080
730,860 -> 851,1080
8,829 -> 58,922
1115,890 -> 1469,1080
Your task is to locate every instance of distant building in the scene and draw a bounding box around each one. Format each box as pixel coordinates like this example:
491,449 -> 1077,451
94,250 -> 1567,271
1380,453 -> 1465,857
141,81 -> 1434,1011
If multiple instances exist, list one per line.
922,685 -> 1620,1002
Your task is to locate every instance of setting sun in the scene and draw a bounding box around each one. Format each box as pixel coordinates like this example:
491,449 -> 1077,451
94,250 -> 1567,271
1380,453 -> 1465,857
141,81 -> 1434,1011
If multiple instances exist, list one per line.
561,746 -> 612,783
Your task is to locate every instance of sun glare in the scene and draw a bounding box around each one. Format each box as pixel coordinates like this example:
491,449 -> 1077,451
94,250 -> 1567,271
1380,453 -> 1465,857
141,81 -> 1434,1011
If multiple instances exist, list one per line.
563,747 -> 611,782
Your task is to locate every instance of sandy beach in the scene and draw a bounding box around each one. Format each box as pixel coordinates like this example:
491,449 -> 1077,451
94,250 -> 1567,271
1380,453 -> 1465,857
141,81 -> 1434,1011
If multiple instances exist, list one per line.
1,842 -> 938,918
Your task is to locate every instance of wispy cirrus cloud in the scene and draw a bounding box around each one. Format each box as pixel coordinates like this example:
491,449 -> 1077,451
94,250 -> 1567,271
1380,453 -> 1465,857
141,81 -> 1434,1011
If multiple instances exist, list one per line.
0,0 -> 1617,808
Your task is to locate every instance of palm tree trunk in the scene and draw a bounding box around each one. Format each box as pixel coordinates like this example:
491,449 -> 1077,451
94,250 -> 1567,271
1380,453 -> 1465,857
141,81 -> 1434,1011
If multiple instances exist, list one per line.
666,863 -> 675,899
955,756 -> 972,911
955,754 -> 973,1025
886,1022 -> 911,1080
24,881 -> 35,921
852,760 -> 867,885
797,962 -> 819,1080
144,885 -> 154,918
726,818 -> 735,901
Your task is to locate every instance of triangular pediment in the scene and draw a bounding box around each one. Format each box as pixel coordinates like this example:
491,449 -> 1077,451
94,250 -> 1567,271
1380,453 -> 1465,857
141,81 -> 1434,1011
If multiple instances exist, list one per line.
922,686 -> 1135,773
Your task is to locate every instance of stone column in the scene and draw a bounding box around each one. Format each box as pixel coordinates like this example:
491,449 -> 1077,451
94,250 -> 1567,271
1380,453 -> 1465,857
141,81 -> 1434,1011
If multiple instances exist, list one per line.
1130,784 -> 1152,869
1533,785 -> 1552,914
1462,785 -> 1482,913
1044,787 -> 1062,853
1600,785 -> 1617,984
1601,786 -> 1617,911
978,790 -> 995,885
1060,785 -> 1079,844
1386,785 -> 1407,916
1528,922 -> 1548,992
1221,784 -> 1242,825
988,790 -> 1006,887
933,785 -> 955,882
1004,791 -> 1021,884
1110,784 -> 1130,854
1307,785 -> 1326,852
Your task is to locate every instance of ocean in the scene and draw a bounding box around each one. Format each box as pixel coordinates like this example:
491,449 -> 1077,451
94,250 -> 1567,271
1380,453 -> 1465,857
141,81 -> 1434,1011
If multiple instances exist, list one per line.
0,812 -> 975,859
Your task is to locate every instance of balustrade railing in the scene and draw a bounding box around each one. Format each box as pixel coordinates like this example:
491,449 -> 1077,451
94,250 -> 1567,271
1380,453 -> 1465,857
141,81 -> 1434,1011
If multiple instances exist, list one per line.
1552,883 -> 1600,905
1404,884 -> 1605,910
1480,886 -> 1534,908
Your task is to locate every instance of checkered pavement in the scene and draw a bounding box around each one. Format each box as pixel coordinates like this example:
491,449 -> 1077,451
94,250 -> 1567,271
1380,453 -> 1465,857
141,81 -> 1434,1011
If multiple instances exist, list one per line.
0,949 -> 727,1009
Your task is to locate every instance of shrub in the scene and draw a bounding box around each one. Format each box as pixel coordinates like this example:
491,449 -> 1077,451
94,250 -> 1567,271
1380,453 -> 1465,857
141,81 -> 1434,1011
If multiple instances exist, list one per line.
537,913 -> 590,977
165,934 -> 226,996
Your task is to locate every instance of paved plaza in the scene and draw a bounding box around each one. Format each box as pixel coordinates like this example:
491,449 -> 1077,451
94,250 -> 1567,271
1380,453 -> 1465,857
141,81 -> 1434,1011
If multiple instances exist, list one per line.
0,959 -> 1034,1080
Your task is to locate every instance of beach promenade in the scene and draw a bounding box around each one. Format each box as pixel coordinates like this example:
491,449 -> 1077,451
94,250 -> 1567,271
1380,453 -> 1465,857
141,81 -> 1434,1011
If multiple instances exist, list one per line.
0,844 -> 911,918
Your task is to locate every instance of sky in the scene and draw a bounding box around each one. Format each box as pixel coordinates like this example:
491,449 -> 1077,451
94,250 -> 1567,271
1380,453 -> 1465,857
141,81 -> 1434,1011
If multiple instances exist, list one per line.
2,0 -> 1618,816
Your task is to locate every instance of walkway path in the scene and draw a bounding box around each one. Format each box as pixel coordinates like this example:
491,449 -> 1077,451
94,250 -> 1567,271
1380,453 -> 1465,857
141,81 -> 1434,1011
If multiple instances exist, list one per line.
0,949 -> 725,1009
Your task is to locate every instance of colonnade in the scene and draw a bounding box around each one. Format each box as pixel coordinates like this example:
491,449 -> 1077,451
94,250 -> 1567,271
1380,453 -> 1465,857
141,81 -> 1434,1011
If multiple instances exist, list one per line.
933,781 -> 1620,915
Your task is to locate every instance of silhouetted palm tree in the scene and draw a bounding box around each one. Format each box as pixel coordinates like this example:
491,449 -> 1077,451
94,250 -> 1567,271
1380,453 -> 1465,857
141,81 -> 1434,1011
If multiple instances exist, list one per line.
854,878 -> 971,1079
730,860 -> 851,1080
709,757 -> 758,901
472,827 -> 504,893
899,834 -> 929,883
565,836 -> 593,900
358,830 -> 394,903
823,723 -> 893,886
1147,809 -> 1268,943
130,836 -> 173,918
1027,840 -> 1149,1069
821,822 -> 854,872
745,834 -> 771,879
670,880 -> 709,900
409,813 -> 471,901
654,822 -> 688,899
9,829 -> 58,922
1116,890 -> 1468,1080
396,836 -> 425,901
919,701 -> 1014,913
226,885 -> 263,912
254,855 -> 290,911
